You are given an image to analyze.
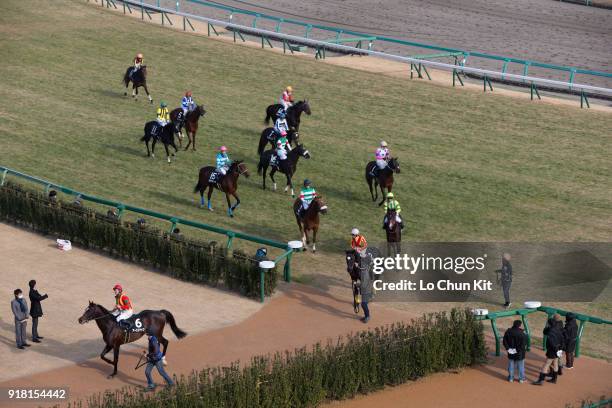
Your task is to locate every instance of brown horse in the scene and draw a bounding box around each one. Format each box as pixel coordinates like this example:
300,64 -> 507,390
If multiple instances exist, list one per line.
384,209 -> 402,255
365,157 -> 400,206
194,161 -> 250,217
293,196 -> 327,252
78,302 -> 186,378
170,105 -> 206,150
123,65 -> 152,103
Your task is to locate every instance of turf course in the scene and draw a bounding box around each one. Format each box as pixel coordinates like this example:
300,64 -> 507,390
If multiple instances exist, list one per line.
1,0 -> 611,359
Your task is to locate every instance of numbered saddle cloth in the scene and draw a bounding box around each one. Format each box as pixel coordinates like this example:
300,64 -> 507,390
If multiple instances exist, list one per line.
120,313 -> 146,333
209,170 -> 221,184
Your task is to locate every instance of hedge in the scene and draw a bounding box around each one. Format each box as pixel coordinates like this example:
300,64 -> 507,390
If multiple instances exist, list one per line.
0,182 -> 277,299
73,309 -> 486,408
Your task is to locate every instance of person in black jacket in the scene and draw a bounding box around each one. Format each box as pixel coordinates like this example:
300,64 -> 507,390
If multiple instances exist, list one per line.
563,313 -> 578,369
28,280 -> 48,343
533,316 -> 563,385
502,320 -> 527,383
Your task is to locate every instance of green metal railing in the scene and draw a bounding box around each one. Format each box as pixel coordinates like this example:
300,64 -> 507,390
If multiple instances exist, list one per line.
177,0 -> 611,89
0,166 -> 298,300
475,306 -> 612,357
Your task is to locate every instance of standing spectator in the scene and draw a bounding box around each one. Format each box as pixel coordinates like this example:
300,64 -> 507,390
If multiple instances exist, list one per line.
28,280 -> 48,343
11,289 -> 30,350
496,253 -> 513,308
553,314 -> 565,376
359,256 -> 374,324
533,317 -> 563,385
502,320 -> 527,383
144,329 -> 174,391
563,313 -> 578,369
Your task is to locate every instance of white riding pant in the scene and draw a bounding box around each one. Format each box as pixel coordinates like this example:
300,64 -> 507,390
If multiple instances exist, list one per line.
218,167 -> 228,176
376,159 -> 387,169
280,101 -> 292,111
115,309 -> 133,322
302,200 -> 311,210
385,213 -> 402,223
156,119 -> 168,126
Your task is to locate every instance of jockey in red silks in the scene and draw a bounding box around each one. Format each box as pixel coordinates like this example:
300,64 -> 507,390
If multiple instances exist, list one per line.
280,86 -> 293,112
111,284 -> 133,325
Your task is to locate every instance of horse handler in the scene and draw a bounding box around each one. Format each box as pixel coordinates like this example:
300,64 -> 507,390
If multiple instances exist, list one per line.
144,329 -> 174,391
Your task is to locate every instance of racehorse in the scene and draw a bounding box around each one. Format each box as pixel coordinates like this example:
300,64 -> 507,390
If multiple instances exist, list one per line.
78,301 -> 186,378
346,250 -> 364,313
293,196 -> 327,253
365,157 -> 400,206
384,209 -> 402,255
169,105 -> 206,151
257,144 -> 310,196
264,100 -> 312,131
193,161 -> 250,217
257,128 -> 299,155
123,65 -> 152,103
141,121 -> 178,163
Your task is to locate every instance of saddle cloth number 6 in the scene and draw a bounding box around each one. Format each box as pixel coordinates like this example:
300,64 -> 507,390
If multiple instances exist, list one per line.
134,318 -> 143,329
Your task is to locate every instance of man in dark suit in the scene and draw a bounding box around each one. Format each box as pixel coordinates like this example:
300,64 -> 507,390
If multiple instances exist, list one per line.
28,280 -> 48,343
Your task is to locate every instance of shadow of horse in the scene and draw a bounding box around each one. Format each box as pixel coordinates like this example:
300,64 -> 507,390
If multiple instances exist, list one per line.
90,88 -> 126,99
148,189 -> 196,208
102,144 -> 144,158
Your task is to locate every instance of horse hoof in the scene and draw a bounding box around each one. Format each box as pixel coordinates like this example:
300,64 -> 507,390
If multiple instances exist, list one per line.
208,208 -> 214,212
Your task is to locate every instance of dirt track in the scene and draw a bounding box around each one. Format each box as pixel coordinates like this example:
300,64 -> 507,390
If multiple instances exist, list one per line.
171,0 -> 612,87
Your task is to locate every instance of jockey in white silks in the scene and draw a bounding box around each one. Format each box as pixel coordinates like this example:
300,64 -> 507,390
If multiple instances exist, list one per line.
274,109 -> 290,138
280,86 -> 293,111
374,140 -> 390,175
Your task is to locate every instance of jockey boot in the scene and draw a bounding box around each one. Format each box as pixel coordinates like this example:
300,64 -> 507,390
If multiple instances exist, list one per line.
532,372 -> 546,385
119,320 -> 131,331
547,371 -> 558,384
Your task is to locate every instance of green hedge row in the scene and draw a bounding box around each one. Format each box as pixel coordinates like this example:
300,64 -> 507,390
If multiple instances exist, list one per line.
0,182 -> 277,298
77,309 -> 486,408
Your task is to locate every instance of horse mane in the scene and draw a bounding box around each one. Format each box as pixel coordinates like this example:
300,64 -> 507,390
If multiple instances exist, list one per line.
92,302 -> 110,314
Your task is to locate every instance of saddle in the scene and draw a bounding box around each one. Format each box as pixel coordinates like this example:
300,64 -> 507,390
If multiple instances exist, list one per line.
151,124 -> 164,139
209,170 -> 223,186
117,313 -> 145,333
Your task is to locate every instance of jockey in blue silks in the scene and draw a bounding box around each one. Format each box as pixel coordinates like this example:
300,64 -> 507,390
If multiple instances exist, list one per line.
181,90 -> 195,117
216,146 -> 231,176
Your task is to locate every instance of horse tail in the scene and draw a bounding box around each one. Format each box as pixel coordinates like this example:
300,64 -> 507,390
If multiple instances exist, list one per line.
194,179 -> 202,194
257,134 -> 267,155
264,108 -> 271,125
140,134 -> 147,142
257,158 -> 263,175
123,69 -> 130,87
160,310 -> 187,339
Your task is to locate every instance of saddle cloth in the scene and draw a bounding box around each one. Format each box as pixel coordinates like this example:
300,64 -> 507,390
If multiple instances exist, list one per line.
209,170 -> 221,184
118,313 -> 146,333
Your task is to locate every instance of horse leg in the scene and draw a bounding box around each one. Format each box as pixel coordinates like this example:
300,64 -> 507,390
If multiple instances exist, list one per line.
100,344 -> 113,365
261,165 -> 268,190
159,334 -> 169,364
199,189 -> 205,208
144,138 -> 151,157
270,168 -> 277,191
191,132 -> 196,151
132,85 -> 136,99
143,84 -> 152,104
367,175 -> 376,202
124,81 -> 129,97
151,139 -> 156,158
109,345 -> 120,378
184,133 -> 192,151
231,192 -> 240,211
164,144 -> 171,163
378,184 -> 386,207
225,192 -> 233,217
207,186 -> 214,211
312,227 -> 318,253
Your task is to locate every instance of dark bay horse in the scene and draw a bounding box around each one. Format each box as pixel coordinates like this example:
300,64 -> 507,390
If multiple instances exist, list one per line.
345,250 -> 363,313
257,144 -> 310,197
123,66 -> 152,103
264,100 -> 311,131
365,157 -> 400,206
141,121 -> 178,163
384,209 -> 402,255
293,196 -> 327,252
194,161 -> 250,217
257,128 -> 299,155
78,301 -> 186,378
170,105 -> 206,150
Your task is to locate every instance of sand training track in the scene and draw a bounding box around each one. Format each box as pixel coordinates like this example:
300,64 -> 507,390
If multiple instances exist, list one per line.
1,222 -> 611,408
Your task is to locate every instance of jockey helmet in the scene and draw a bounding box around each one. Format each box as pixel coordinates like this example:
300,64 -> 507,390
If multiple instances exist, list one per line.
185,90 -> 192,97
219,146 -> 228,152
386,192 -> 394,199
380,140 -> 388,147
136,53 -> 143,59
160,101 -> 167,107
303,179 -> 311,187
113,284 -> 123,292
286,86 -> 293,92
351,228 -> 359,236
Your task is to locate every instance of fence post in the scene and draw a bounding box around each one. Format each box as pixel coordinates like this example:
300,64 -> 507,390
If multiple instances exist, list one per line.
490,318 -> 501,356
259,261 -> 275,303
520,313 -> 531,351
226,231 -> 235,249
530,82 -> 541,100
580,90 -> 590,109
168,218 -> 178,233
575,319 -> 586,357
0,169 -> 7,186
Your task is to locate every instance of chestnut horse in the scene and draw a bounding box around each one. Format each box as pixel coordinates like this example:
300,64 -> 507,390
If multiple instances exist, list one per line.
193,161 -> 250,217
293,196 -> 327,252
123,65 -> 152,103
170,105 -> 206,150
365,157 -> 400,206
78,302 -> 186,378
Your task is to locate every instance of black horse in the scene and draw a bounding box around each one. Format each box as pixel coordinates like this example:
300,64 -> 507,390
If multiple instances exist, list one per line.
346,250 -> 364,313
193,161 -> 250,217
78,302 -> 186,378
264,100 -> 311,131
141,121 -> 178,163
365,157 -> 400,206
257,128 -> 299,155
123,66 -> 152,103
258,144 -> 310,197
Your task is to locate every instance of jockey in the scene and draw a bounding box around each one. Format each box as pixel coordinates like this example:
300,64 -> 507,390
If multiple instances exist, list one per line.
280,86 -> 294,111
383,192 -> 403,229
298,179 -> 317,218
112,284 -> 134,328
274,109 -> 290,139
156,101 -> 169,126
216,146 -> 231,175
372,140 -> 390,177
130,53 -> 144,80
181,90 -> 195,117
350,228 -> 368,258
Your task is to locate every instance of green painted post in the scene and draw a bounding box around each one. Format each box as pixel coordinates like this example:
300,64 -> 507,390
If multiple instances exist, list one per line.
275,19 -> 283,33
490,318 -> 501,356
0,169 -> 7,186
226,232 -> 235,249
580,90 -> 590,109
305,24 -> 312,39
569,69 -> 576,90
260,267 -> 265,302
116,204 -> 125,219
252,14 -> 259,28
522,62 -> 530,83
168,218 -> 177,233
521,313 -> 531,351
483,75 -> 487,92
141,0 -> 144,19
575,319 -> 586,357
501,60 -> 509,80
284,251 -> 292,282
